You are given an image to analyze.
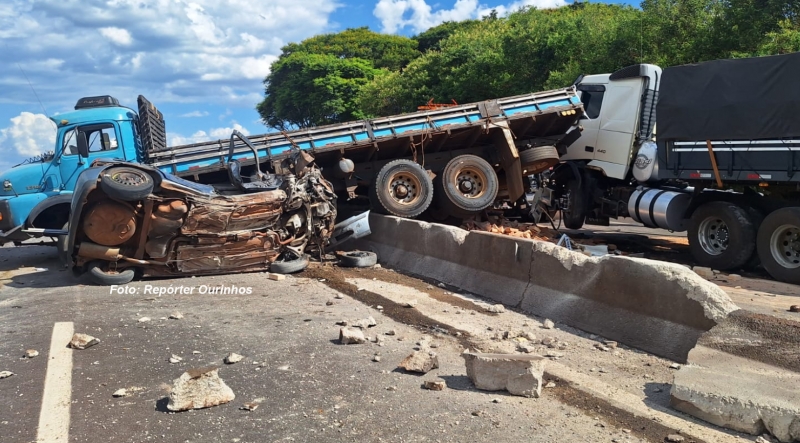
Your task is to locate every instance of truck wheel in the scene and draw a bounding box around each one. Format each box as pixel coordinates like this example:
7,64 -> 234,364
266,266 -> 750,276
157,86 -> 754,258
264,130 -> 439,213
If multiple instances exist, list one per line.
688,202 -> 755,271
87,261 -> 135,286
374,160 -> 433,218
563,179 -> 587,230
756,207 -> 800,284
520,146 -> 559,174
439,155 -> 498,213
100,167 -> 154,201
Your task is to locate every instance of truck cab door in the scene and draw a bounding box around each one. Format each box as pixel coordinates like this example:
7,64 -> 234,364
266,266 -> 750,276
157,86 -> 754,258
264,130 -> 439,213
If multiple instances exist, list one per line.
562,84 -> 605,161
594,79 -> 640,176
59,123 -> 122,191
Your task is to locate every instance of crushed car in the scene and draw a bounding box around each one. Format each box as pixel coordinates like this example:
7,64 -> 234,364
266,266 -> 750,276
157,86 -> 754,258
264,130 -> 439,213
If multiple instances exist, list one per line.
66,136 -> 357,285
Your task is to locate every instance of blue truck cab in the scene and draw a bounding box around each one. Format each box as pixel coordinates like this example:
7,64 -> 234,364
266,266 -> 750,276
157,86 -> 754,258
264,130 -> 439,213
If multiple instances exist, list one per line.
0,96 -> 142,242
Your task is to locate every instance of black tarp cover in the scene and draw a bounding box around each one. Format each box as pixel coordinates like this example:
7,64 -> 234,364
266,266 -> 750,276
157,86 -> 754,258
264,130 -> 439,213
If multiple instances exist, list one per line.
656,52 -> 800,141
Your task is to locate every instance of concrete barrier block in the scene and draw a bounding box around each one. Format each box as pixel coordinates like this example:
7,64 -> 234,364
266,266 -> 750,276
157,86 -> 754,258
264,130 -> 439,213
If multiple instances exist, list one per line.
355,214 -> 738,362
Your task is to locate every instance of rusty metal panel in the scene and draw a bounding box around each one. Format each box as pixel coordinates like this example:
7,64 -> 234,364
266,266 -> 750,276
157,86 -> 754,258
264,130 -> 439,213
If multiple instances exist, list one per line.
181,190 -> 286,234
175,235 -> 280,272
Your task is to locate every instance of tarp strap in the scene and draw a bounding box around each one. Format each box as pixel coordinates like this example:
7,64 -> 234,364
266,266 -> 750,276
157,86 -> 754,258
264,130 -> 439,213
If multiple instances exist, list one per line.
705,140 -> 724,188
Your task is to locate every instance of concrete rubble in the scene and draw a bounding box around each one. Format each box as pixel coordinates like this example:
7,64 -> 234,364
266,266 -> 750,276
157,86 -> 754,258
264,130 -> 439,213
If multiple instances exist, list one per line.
169,312 -> 184,320
424,380 -> 446,391
224,353 -> 244,364
24,349 -> 39,358
462,352 -> 545,398
398,351 -> 439,373
167,367 -> 235,411
69,333 -> 100,350
339,327 -> 367,344
0,371 -> 13,379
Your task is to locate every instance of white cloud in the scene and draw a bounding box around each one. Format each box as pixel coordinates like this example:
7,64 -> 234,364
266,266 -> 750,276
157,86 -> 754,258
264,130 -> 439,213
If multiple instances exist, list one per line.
168,122 -> 251,146
0,0 -> 340,108
180,111 -> 209,118
374,0 -> 565,33
99,27 -> 133,46
0,112 -> 57,157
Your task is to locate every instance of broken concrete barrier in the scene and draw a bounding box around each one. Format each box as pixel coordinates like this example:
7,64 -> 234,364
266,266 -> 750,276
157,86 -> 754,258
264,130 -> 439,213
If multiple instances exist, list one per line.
354,214 -> 737,362
167,367 -> 235,411
462,352 -> 545,398
671,311 -> 800,442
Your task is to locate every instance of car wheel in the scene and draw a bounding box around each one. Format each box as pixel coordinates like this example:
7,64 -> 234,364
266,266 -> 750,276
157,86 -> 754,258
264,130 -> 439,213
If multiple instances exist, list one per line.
100,167 -> 154,201
270,251 -> 309,274
338,251 -> 378,268
87,261 -> 136,286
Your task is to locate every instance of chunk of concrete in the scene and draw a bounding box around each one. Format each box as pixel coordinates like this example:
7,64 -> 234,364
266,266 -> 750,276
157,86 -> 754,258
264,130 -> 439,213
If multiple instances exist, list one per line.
69,333 -> 100,350
167,367 -> 235,411
671,346 -> 800,442
339,327 -> 366,344
399,351 -> 439,373
462,352 -> 545,398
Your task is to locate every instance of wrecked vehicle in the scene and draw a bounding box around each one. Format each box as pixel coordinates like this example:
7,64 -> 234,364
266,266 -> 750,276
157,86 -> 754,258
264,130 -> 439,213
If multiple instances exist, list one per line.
66,135 -> 340,285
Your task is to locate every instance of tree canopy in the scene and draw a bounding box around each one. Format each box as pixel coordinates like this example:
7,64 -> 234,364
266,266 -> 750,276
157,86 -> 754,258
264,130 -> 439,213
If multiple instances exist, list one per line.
258,1 -> 800,130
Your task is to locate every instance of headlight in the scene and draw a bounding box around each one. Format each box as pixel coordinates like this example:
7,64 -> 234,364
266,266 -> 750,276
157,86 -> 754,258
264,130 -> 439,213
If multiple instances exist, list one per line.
2,180 -> 11,191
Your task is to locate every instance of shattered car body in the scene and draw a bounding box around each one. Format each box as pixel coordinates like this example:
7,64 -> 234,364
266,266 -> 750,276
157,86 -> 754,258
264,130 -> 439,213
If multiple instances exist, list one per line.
67,150 -> 337,285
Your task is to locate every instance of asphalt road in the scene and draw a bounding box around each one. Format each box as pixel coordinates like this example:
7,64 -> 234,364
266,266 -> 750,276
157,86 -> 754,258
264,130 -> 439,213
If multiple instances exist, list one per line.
0,245 -> 652,443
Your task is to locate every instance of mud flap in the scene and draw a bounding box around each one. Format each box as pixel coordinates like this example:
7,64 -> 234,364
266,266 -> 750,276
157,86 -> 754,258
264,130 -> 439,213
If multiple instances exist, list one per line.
491,121 -> 525,202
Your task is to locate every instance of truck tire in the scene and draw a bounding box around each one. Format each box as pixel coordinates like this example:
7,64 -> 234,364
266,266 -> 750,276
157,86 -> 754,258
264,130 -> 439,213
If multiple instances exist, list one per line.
270,251 -> 309,274
520,146 -> 559,173
756,207 -> 800,284
373,160 -> 433,218
338,251 -> 378,268
687,202 -> 755,271
100,167 -> 154,201
438,155 -> 498,213
86,261 -> 136,286
563,179 -> 587,230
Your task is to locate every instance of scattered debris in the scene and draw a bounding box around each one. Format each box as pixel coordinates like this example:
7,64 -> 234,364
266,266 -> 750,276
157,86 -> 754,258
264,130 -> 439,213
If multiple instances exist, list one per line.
169,355 -> 183,364
0,371 -> 13,379
69,333 -> 100,350
545,381 -> 556,388
24,349 -> 39,358
277,365 -> 290,371
486,304 -> 506,314
463,352 -> 545,398
424,380 -> 446,391
167,367 -> 235,411
138,317 -> 151,323
240,400 -> 262,411
790,305 -> 800,313
665,434 -> 685,442
492,398 -> 503,403
603,340 -> 618,349
350,316 -> 377,329
224,353 -> 244,364
169,312 -> 184,320
113,386 -> 143,397
437,283 -> 446,288
268,273 -> 285,281
692,266 -> 715,280
339,327 -> 367,344
399,351 -> 439,373
372,355 -> 382,362
594,343 -> 611,352
726,273 -> 742,282
386,386 -> 397,391
544,351 -> 564,359
542,319 -> 555,329
401,300 -> 418,308
669,363 -> 681,370
334,293 -> 343,299
385,330 -> 397,336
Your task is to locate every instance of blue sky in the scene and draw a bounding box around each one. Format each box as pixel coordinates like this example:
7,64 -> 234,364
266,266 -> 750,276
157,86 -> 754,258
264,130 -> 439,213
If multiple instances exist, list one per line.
0,0 -> 634,171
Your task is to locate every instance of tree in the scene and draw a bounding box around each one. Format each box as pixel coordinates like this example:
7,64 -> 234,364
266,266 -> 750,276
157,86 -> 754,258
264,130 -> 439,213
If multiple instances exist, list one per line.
257,53 -> 380,130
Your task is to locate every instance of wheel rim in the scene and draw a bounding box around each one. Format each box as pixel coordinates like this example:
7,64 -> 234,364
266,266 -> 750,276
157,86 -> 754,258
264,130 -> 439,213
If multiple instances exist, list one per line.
387,172 -> 422,206
769,224 -> 800,269
697,216 -> 729,256
452,166 -> 487,200
110,171 -> 147,187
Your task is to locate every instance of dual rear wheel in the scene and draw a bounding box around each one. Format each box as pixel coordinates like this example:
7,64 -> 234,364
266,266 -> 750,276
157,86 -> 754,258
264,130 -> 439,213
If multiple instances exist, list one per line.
688,202 -> 800,284
370,156 -> 499,219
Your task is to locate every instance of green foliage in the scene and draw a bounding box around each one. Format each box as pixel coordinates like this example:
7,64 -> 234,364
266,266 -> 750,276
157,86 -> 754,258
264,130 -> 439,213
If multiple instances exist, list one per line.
257,53 -> 380,130
259,1 -> 800,125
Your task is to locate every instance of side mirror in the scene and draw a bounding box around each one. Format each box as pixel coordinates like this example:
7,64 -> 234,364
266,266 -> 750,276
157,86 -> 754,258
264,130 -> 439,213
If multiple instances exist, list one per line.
76,132 -> 89,158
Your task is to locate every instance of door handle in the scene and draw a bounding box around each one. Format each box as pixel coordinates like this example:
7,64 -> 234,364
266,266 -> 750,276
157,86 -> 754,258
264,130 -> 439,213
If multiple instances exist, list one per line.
585,146 -> 595,152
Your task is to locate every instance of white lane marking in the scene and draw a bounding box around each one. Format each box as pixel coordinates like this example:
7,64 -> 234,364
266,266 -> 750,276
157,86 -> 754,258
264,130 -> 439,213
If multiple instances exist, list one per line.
36,322 -> 74,443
